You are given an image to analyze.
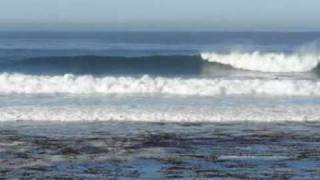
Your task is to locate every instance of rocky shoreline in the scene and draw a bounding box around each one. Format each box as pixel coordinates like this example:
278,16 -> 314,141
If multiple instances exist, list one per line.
1,121 -> 320,179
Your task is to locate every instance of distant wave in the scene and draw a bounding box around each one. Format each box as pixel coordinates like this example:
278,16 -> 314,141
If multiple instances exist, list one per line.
2,53 -> 320,75
201,51 -> 320,73
1,73 -> 320,96
0,55 -> 219,75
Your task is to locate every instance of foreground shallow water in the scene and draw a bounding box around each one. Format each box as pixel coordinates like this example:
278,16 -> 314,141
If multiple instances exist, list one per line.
1,121 -> 320,179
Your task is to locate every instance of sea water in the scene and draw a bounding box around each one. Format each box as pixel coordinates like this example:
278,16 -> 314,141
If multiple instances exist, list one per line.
2,31 -> 320,179
0,31 -> 320,121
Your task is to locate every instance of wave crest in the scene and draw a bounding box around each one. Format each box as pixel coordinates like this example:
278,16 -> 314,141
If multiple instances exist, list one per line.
201,51 -> 320,72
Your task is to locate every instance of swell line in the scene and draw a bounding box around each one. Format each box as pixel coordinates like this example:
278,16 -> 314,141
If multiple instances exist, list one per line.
0,55 -> 230,75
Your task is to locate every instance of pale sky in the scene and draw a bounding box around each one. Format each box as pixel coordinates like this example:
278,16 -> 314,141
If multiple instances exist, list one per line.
0,0 -> 320,31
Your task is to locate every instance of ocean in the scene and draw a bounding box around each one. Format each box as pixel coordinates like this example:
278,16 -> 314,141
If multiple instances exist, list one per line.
1,31 -> 320,178
0,31 -> 320,121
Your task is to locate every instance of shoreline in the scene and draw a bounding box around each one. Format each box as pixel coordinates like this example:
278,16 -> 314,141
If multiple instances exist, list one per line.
1,121 -> 320,179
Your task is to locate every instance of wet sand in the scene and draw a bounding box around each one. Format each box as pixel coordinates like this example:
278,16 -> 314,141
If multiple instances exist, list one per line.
1,121 -> 320,179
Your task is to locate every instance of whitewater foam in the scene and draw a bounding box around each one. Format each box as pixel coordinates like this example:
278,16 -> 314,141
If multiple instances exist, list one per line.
0,73 -> 320,96
1,105 -> 319,122
201,51 -> 320,72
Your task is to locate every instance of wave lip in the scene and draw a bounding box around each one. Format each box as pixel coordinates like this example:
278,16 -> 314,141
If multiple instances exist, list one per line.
201,51 -> 320,73
1,73 -> 320,96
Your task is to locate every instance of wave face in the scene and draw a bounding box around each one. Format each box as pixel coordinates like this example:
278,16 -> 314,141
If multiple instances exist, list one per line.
201,51 -> 320,73
1,73 -> 320,96
2,54 -> 320,78
0,55 -> 217,76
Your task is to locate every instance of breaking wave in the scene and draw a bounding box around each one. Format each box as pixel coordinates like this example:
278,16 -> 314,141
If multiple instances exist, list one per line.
1,73 -> 320,96
2,52 -> 320,75
201,51 -> 320,73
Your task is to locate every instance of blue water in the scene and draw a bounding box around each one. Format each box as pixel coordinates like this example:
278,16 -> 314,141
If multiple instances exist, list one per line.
0,31 -> 320,121
1,31 -> 319,61
2,32 -> 320,179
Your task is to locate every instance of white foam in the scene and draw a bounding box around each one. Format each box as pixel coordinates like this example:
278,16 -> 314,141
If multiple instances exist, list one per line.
0,73 -> 320,96
1,105 -> 319,122
201,51 -> 320,72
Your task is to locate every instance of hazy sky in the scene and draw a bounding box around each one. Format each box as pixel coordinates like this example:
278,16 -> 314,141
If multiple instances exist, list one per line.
1,0 -> 320,31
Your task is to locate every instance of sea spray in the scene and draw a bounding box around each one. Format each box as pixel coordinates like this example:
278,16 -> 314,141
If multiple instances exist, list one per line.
201,51 -> 320,73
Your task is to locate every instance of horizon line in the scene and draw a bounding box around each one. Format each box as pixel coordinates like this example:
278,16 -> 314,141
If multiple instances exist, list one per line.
1,29 -> 320,33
